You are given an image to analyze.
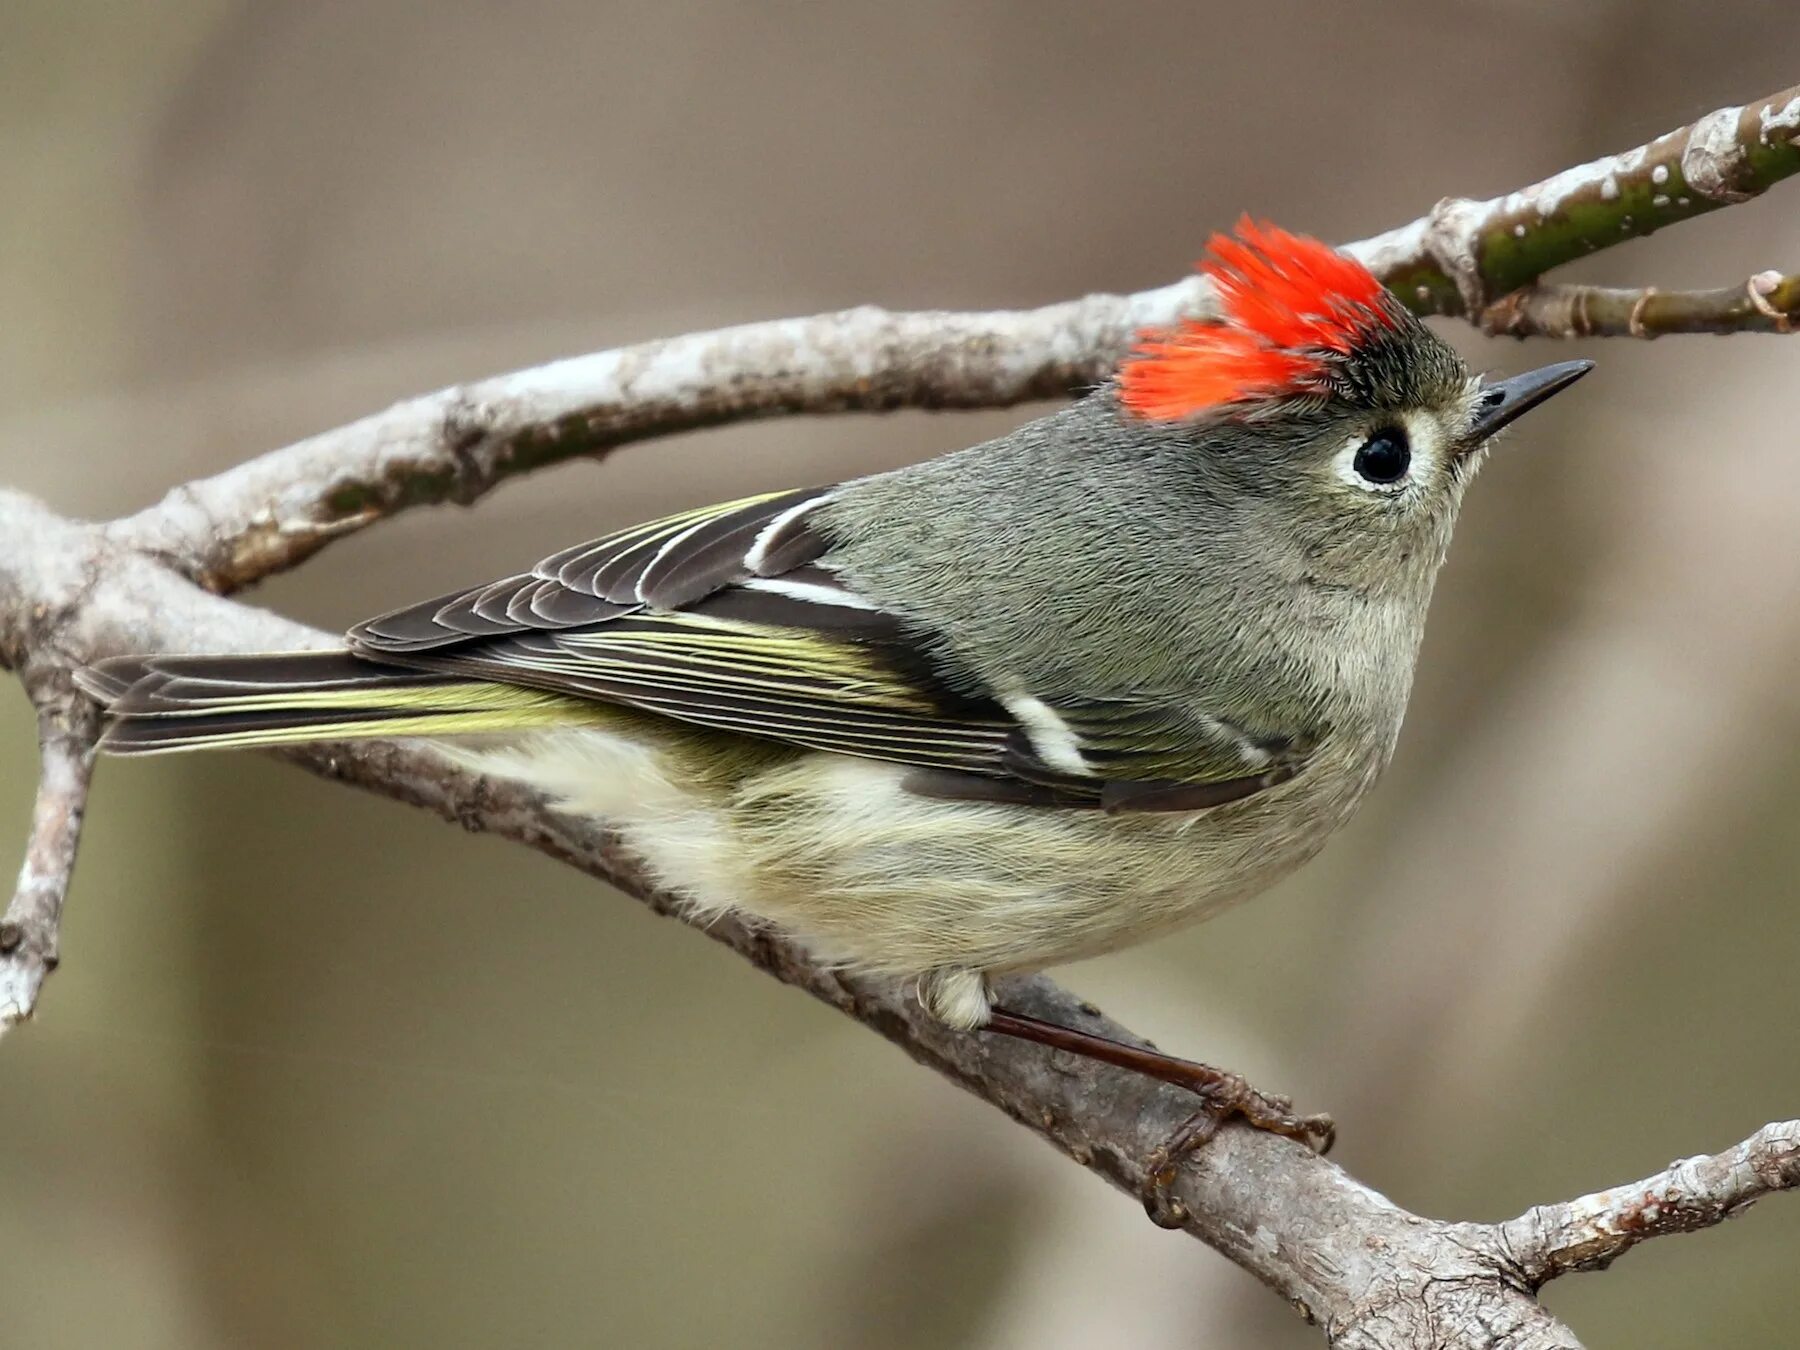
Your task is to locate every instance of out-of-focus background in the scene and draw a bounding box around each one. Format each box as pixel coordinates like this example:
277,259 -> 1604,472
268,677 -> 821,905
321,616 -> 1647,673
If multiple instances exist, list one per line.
3,2 -> 1798,1345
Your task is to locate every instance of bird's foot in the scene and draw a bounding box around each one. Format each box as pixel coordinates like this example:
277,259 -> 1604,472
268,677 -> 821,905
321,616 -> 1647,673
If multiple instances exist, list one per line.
1140,1068 -> 1334,1228
978,1006 -> 1332,1228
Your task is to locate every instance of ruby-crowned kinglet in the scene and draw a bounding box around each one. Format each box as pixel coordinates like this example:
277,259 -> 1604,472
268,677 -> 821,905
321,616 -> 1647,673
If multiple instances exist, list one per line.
80,222 -> 1590,1149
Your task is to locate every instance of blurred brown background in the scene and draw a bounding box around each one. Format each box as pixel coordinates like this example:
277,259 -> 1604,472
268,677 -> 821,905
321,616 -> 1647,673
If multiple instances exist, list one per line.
4,2 -> 1799,1345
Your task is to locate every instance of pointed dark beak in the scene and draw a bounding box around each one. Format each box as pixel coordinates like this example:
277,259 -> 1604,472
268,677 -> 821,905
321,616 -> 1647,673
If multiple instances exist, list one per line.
1468,359 -> 1594,443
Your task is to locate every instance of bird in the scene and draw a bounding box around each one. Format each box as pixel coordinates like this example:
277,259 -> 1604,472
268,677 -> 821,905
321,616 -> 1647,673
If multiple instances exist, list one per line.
79,220 -> 1591,1156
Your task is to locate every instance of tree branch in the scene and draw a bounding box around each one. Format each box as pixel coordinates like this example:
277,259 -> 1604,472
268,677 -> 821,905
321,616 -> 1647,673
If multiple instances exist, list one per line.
1499,1119 -> 1800,1285
107,289 -> 1207,593
1478,270 -> 1800,339
0,674 -> 96,1027
107,82 -> 1800,597
1359,83 -> 1800,315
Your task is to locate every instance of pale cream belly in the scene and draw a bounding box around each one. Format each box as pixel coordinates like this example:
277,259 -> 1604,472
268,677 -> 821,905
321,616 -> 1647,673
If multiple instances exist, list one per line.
450,726 -> 1378,985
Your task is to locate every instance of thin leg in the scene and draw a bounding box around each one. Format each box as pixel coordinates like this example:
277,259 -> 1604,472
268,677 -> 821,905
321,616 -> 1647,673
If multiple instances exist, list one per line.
983,1006 -> 1334,1225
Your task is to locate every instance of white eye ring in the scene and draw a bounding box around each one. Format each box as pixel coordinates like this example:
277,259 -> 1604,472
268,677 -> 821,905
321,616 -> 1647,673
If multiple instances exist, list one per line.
1334,428 -> 1411,494
1332,410 -> 1443,495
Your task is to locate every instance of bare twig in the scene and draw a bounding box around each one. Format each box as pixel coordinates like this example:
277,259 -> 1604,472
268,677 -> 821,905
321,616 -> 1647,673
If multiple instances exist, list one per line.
0,675 -> 97,1027
108,82 -> 1800,597
1479,271 -> 1800,338
1500,1120 -> 1800,1284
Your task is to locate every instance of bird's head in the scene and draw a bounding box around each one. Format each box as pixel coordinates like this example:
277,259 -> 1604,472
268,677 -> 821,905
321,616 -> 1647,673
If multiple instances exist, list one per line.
1116,220 -> 1591,598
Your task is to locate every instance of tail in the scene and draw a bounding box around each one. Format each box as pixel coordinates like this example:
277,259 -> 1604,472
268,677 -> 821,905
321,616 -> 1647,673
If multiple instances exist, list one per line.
77,651 -> 594,755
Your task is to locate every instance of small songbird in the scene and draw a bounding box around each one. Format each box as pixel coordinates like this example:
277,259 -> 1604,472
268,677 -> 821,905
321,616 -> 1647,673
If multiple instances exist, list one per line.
81,222 -> 1590,1151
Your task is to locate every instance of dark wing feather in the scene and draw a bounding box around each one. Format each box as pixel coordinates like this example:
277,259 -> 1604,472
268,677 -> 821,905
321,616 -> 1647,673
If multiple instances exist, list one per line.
344,487 -> 1314,811
350,487 -> 831,652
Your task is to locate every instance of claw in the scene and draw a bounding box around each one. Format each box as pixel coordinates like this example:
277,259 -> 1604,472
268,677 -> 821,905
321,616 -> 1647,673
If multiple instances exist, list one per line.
1140,1077 -> 1336,1226
977,1005 -> 1335,1224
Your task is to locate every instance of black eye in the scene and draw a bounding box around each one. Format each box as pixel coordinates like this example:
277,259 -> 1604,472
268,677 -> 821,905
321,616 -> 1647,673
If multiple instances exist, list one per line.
1352,427 -> 1411,485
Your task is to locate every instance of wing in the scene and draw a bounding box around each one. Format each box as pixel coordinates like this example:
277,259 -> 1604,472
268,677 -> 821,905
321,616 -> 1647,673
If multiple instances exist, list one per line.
350,487 -> 1014,774
347,488 -> 1314,811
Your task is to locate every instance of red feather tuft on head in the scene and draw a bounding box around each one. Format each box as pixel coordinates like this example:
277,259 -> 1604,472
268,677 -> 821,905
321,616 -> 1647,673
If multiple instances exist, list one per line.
1119,218 -> 1402,421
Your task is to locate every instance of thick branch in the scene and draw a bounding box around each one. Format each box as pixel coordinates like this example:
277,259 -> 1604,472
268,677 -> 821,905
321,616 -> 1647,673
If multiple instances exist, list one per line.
108,83 -> 1800,595
1499,1119 -> 1800,1285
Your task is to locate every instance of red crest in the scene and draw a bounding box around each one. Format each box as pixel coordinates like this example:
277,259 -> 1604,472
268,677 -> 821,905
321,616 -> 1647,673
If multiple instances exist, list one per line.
1119,219 -> 1403,421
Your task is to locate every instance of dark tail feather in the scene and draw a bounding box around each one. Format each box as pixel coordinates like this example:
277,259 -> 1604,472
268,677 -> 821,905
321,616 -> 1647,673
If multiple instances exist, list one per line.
76,651 -> 589,755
